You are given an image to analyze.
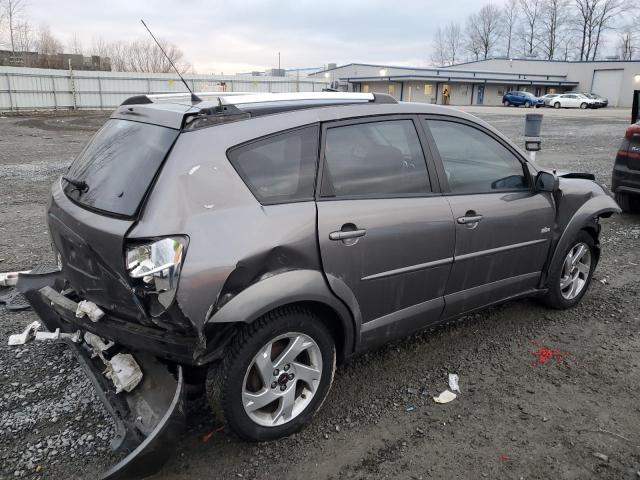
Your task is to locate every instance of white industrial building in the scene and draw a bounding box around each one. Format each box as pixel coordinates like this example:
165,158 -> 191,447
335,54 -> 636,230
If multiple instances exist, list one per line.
310,59 -> 640,108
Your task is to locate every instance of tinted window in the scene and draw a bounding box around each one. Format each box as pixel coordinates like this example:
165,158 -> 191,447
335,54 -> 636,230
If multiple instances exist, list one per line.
228,125 -> 319,204
426,120 -> 527,194
64,120 -> 178,217
323,119 -> 430,197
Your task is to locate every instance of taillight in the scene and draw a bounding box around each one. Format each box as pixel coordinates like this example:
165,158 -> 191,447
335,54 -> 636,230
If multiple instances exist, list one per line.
625,124 -> 640,139
126,236 -> 188,315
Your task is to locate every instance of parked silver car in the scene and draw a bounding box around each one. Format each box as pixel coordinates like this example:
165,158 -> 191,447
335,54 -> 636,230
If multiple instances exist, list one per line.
19,92 -> 620,478
541,93 -> 560,106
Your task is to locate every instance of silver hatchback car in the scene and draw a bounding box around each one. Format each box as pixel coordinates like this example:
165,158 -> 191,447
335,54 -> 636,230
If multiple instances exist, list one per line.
19,92 -> 619,478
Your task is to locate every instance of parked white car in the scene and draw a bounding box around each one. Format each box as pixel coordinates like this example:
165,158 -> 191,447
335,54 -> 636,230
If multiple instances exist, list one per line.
551,93 -> 598,109
540,93 -> 560,106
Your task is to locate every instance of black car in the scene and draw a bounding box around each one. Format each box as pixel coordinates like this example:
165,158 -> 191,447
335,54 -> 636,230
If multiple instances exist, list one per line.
612,122 -> 640,212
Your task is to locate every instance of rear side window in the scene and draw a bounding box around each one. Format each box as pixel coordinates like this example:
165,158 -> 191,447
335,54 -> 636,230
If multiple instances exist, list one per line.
322,119 -> 431,197
228,125 -> 319,204
64,119 -> 178,217
426,120 -> 527,194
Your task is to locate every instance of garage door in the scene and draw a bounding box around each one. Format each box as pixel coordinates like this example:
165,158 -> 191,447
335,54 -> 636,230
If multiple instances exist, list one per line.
591,69 -> 623,107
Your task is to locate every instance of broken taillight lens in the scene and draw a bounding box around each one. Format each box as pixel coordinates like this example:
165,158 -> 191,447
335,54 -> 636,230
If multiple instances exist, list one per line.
126,236 -> 188,315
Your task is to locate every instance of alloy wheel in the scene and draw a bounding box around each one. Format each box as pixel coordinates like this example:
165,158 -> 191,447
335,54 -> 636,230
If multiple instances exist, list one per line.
242,332 -> 323,427
559,242 -> 591,300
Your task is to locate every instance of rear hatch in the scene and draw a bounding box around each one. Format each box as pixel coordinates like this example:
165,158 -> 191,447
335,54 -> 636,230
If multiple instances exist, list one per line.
49,119 -> 179,321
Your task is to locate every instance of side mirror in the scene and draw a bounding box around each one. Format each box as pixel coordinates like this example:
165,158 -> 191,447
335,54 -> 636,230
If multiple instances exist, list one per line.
535,171 -> 559,193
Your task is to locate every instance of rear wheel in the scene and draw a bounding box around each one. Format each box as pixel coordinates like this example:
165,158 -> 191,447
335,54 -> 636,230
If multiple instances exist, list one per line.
206,306 -> 336,441
554,102 -> 561,109
580,102 -> 587,109
541,231 -> 596,309
524,101 -> 531,108
615,191 -> 640,213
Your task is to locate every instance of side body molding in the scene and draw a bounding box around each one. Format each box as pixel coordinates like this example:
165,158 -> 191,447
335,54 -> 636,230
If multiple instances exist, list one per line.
206,269 -> 357,357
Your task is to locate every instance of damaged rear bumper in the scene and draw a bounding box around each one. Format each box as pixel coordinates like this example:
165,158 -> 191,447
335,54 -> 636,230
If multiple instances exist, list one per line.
16,270 -> 186,480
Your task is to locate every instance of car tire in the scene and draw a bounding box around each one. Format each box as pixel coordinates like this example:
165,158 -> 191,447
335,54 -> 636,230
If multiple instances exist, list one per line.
525,101 -> 531,108
541,230 -> 597,310
206,306 -> 336,441
554,102 -> 561,109
615,191 -> 640,213
580,102 -> 587,109
503,101 -> 510,107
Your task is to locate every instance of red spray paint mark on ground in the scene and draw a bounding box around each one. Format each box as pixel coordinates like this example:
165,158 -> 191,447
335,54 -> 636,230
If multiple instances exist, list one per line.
499,453 -> 510,462
529,342 -> 571,366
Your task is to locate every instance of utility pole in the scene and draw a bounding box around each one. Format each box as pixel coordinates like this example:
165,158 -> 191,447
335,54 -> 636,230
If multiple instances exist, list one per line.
68,59 -> 77,111
278,52 -> 281,70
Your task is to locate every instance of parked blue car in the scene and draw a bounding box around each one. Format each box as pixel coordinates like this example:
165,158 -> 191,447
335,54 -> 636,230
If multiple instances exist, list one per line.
502,91 -> 543,108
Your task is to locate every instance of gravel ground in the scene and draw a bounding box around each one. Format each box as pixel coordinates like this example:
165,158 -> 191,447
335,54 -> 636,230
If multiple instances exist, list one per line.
0,108 -> 639,480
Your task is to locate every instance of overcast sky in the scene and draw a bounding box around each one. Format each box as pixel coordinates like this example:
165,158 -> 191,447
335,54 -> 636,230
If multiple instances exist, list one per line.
26,0 -> 497,73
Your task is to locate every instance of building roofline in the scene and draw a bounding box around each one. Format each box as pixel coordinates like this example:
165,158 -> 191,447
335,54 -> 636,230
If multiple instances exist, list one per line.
340,74 -> 578,86
311,58 -> 640,77
310,62 -> 573,79
446,57 -> 640,67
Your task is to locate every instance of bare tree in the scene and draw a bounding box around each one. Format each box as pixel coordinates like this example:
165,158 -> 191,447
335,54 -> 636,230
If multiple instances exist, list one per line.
618,30 -> 635,59
67,32 -> 83,55
502,0 -> 519,57
0,0 -> 27,56
617,17 -> 639,60
574,0 -> 623,61
431,27 -> 447,67
540,0 -> 568,59
467,4 -> 503,60
90,36 -> 110,58
87,37 -> 190,73
518,0 -> 543,56
574,0 -> 595,60
445,22 -> 463,65
590,0 -> 622,60
464,16 -> 483,61
35,24 -> 61,68
430,22 -> 462,66
14,18 -> 32,50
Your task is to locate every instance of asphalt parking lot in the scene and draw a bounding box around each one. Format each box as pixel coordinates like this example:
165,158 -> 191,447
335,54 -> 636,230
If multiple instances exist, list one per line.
0,107 -> 639,480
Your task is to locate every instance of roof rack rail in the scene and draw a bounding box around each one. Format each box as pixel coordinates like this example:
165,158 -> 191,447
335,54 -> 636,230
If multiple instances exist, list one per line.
120,91 -> 399,107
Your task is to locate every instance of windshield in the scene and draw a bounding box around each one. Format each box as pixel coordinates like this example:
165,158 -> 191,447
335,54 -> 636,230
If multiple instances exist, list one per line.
64,119 -> 179,217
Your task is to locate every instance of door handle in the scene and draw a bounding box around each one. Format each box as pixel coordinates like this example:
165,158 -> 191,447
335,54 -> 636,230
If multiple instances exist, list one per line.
457,215 -> 483,224
329,229 -> 367,241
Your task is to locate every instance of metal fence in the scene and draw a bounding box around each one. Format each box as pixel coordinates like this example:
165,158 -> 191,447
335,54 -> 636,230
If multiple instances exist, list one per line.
0,66 -> 331,112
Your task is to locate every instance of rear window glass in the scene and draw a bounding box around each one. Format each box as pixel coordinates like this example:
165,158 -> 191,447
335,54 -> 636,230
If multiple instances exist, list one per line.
228,125 -> 319,204
64,119 -> 178,217
322,119 -> 431,197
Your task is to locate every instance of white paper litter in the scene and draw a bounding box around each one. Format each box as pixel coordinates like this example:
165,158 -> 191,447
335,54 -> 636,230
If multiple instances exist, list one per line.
433,390 -> 457,404
448,373 -> 461,394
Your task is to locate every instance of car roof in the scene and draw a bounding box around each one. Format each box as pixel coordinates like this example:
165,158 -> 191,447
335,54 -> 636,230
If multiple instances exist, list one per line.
111,92 -> 488,130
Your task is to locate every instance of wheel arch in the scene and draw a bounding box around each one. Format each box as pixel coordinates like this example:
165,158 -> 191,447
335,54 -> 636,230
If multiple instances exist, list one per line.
205,269 -> 356,362
540,195 -> 620,287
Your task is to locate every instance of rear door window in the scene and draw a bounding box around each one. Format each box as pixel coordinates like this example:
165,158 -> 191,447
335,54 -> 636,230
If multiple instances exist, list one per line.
228,125 -> 319,204
64,119 -> 178,217
321,119 -> 431,197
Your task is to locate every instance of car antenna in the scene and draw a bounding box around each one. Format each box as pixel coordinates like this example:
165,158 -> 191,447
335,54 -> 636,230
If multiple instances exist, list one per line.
140,19 -> 201,105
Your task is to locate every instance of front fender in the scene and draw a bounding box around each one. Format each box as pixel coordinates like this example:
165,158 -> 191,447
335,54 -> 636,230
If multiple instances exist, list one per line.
206,269 -> 356,357
544,193 -> 620,285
